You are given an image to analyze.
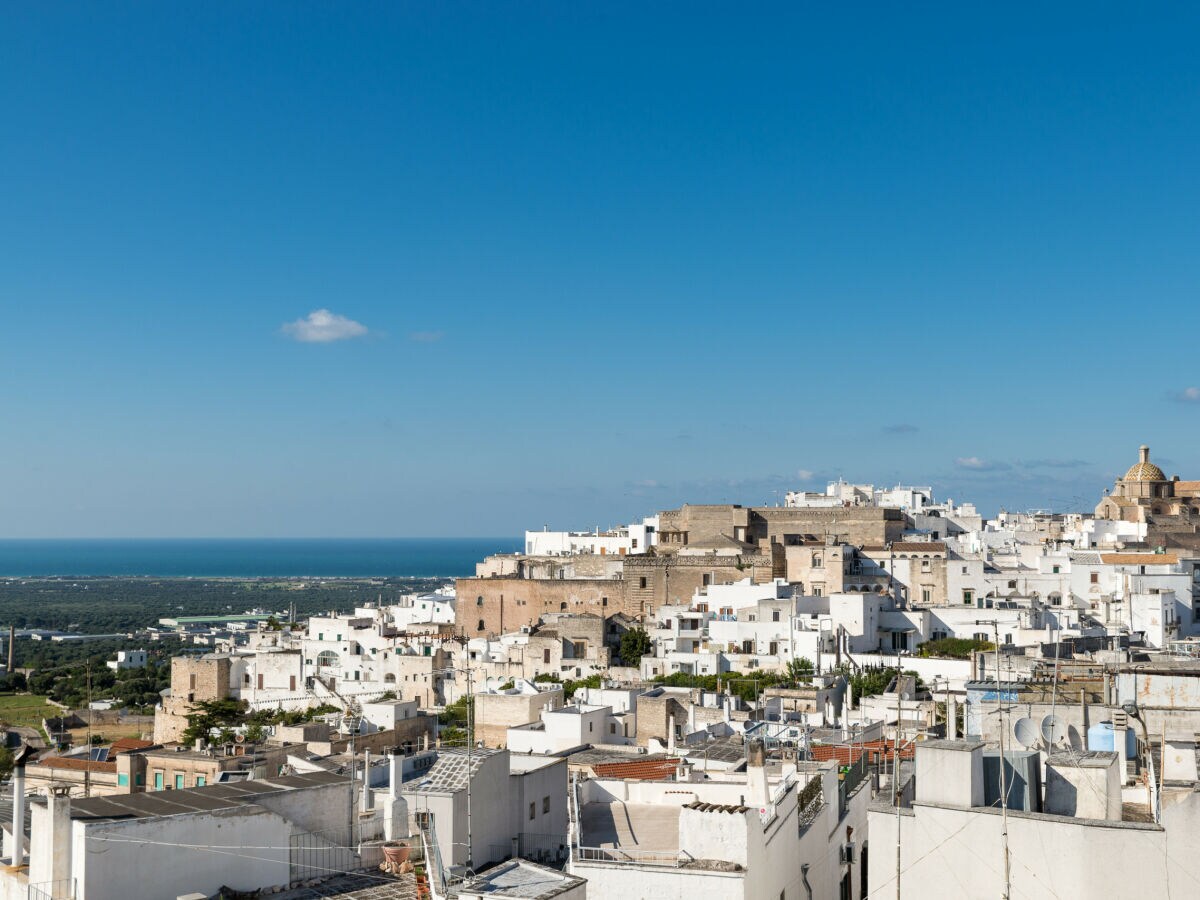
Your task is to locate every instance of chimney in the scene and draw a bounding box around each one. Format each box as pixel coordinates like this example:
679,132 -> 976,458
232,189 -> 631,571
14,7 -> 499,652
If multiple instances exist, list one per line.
7,746 -> 34,866
361,750 -> 372,812
29,786 -> 72,886
384,748 -> 409,841
746,739 -> 770,807
667,715 -> 676,753
1140,445 -> 1150,464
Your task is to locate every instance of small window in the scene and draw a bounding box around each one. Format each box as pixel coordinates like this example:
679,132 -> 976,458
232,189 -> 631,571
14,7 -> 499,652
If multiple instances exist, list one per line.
639,577 -> 648,589
477,619 -> 485,631
543,648 -> 551,664
477,596 -> 484,606
1090,573 -> 1099,584
543,795 -> 551,813
772,610 -> 780,622
117,773 -> 129,787
1052,565 -> 1060,574
529,802 -> 536,821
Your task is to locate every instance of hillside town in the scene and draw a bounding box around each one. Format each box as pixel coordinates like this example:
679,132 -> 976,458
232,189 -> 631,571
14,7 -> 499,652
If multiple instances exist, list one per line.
2,446 -> 1200,898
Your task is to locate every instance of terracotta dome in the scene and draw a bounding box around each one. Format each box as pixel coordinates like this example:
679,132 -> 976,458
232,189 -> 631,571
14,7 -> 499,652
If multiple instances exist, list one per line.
1124,445 -> 1166,482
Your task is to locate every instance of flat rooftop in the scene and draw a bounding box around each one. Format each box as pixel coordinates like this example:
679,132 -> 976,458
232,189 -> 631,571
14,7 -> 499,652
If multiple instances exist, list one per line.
579,801 -> 680,852
462,859 -> 585,899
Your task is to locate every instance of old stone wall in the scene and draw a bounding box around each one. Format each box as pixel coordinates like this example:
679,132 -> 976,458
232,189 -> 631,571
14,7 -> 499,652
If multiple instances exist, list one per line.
454,577 -> 628,638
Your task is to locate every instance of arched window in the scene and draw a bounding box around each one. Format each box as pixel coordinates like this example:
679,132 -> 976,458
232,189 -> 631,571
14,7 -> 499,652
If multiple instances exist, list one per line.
477,619 -> 485,631
560,602 -> 568,611
315,651 -> 339,669
384,673 -> 396,684
476,596 -> 484,606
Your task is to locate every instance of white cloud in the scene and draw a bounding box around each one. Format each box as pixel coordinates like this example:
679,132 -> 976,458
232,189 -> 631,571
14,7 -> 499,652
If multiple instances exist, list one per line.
796,469 -> 815,481
955,456 -> 1010,472
281,309 -> 370,343
1173,386 -> 1200,403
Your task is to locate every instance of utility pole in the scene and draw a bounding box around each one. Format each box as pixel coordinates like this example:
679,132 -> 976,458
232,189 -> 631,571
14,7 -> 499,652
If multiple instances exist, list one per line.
894,682 -> 902,900
977,619 -> 1011,900
85,659 -> 93,799
466,666 -> 474,871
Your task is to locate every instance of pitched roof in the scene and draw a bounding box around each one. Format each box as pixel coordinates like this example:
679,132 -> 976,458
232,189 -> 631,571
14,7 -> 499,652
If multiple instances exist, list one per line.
591,757 -> 680,780
110,738 -> 155,754
1100,553 -> 1179,565
891,542 -> 946,553
37,757 -> 117,773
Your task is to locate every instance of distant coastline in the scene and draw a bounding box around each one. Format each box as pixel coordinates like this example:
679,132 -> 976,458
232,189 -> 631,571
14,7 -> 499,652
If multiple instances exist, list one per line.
0,537 -> 520,578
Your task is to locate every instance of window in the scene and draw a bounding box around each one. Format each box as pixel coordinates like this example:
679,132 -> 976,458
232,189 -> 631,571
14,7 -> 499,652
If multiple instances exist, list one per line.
560,602 -> 568,612
154,772 -> 164,790
921,560 -> 931,572
772,610 -> 780,622
529,803 -> 536,821
702,574 -> 712,587
543,648 -> 551,664
813,555 -> 823,568
602,596 -> 608,607
1008,580 -> 1017,589
196,776 -> 206,787
174,774 -> 184,789
588,721 -> 593,732
962,566 -> 968,575
117,773 -> 129,787
973,632 -> 988,642
477,619 -> 485,631
639,577 -> 648,589
257,673 -> 264,690
921,588 -> 932,604
962,590 -> 974,606
1052,565 -> 1060,574
189,674 -> 197,690
136,774 -> 144,786
316,651 -> 340,669
543,795 -> 551,813
610,723 -> 616,734
1090,573 -> 1099,584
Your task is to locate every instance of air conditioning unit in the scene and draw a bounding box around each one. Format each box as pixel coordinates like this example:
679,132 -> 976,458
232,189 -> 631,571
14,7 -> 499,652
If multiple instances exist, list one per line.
840,842 -> 856,865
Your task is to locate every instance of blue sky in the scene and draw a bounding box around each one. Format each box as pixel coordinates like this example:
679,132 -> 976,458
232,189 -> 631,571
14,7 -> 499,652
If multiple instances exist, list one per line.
3,3 -> 1200,537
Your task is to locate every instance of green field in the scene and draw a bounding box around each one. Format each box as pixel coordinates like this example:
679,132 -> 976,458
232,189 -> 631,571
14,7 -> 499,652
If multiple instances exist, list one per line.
0,693 -> 58,729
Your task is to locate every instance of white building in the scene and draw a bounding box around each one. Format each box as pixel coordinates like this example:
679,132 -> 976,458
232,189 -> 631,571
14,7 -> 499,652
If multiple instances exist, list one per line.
571,740 -> 872,899
869,738 -> 1200,898
106,649 -> 147,671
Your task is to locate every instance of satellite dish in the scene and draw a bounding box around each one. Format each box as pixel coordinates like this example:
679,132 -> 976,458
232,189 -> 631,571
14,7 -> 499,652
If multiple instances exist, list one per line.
1066,725 -> 1084,752
1013,717 -> 1040,749
1040,715 -> 1068,747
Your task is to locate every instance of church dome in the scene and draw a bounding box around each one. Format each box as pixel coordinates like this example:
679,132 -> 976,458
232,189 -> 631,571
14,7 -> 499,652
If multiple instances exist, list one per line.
1124,445 -> 1165,482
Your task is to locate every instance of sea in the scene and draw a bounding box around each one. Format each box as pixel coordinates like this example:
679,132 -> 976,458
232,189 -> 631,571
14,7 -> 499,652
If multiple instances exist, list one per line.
0,538 -> 522,578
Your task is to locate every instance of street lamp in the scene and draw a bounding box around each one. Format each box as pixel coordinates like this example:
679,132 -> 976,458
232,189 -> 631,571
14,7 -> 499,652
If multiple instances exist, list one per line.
1122,700 -> 1158,823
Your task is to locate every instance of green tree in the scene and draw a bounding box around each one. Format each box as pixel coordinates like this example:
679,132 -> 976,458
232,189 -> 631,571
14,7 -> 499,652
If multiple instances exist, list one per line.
785,657 -> 815,683
619,628 -> 652,667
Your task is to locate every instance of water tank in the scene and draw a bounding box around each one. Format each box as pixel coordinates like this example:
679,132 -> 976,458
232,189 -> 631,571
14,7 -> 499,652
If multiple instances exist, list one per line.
1087,721 -> 1135,756
1087,721 -> 1116,752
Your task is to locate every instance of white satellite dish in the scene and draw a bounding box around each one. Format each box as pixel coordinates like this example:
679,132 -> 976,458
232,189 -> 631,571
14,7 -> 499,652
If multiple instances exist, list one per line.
1040,714 -> 1068,747
1013,717 -> 1040,749
1066,725 -> 1084,752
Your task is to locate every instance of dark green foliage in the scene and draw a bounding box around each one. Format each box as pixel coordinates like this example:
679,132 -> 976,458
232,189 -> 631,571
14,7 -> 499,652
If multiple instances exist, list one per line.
618,628 -> 652,667
0,575 -> 444,636
531,672 -> 603,699
25,654 -> 174,712
916,637 -> 994,659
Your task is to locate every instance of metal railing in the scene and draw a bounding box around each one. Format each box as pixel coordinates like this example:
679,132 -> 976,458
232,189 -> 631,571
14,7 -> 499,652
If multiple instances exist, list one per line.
488,832 -> 571,869
28,880 -> 76,900
574,846 -> 692,867
288,825 -> 361,886
838,757 -> 871,816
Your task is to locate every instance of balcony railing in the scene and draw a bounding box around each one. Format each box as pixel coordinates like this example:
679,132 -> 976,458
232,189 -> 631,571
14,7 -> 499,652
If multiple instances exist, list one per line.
574,846 -> 693,867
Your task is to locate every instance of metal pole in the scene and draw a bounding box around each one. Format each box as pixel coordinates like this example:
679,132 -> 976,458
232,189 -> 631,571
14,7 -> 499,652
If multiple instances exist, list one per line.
894,683 -> 901,900
466,666 -> 473,870
981,620 -> 1011,900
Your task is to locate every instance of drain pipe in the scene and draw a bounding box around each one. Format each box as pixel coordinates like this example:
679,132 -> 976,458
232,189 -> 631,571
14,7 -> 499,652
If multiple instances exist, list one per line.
801,862 -> 812,900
